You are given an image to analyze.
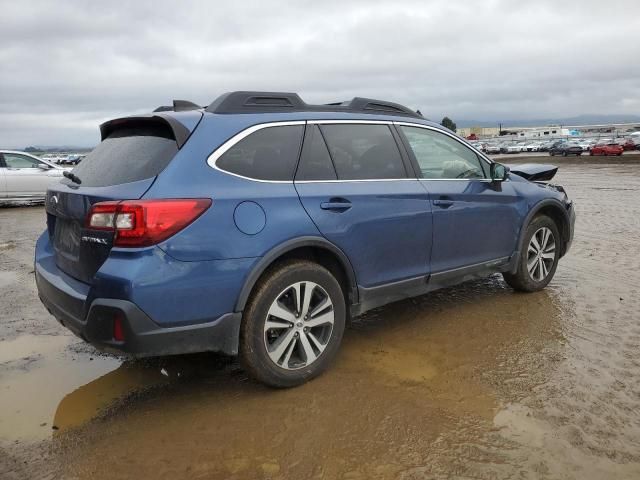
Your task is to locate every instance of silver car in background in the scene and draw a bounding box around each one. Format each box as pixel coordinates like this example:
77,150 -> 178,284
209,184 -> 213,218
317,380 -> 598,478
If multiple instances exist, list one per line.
0,150 -> 67,202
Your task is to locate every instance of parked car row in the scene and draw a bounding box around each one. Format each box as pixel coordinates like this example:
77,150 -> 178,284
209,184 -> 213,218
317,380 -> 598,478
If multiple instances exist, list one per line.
40,153 -> 85,165
473,137 -> 640,155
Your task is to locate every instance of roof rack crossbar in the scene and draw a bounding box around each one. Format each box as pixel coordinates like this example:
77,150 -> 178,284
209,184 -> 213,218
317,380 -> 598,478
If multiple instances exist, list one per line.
205,91 -> 422,118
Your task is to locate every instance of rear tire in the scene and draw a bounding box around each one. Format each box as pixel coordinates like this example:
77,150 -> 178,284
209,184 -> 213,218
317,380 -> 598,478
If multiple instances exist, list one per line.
503,215 -> 560,292
239,260 -> 346,388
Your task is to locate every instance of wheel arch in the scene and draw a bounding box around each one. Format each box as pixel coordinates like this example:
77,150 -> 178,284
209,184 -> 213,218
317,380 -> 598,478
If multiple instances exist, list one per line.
235,236 -> 358,313
518,199 -> 571,260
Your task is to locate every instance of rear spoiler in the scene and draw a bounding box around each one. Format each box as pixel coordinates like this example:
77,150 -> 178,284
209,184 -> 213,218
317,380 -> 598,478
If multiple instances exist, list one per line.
99,112 -> 202,149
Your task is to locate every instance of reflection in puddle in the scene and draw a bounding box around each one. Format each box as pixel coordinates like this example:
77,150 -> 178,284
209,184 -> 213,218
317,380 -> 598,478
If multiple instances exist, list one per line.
0,335 -> 122,441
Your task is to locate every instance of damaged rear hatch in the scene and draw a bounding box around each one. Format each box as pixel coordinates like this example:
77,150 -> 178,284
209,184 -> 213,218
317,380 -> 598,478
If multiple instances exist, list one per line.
45,112 -> 202,284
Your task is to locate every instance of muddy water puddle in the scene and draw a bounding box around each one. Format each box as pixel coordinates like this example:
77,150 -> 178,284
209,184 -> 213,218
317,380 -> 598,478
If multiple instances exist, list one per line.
2,164 -> 640,479
0,334 -> 122,440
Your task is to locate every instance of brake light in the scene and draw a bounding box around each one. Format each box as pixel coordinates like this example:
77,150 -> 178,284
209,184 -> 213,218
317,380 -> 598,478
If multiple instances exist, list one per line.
86,199 -> 212,247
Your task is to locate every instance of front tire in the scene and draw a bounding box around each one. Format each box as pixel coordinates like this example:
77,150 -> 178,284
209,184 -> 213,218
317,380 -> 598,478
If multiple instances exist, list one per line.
239,260 -> 346,388
503,215 -> 560,292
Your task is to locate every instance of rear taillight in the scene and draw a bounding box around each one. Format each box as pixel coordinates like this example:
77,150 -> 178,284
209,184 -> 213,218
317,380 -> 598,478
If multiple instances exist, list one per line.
113,312 -> 125,342
86,199 -> 212,247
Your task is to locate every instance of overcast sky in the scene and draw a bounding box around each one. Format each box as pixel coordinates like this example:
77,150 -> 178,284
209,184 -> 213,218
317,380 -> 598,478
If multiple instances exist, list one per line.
1,0 -> 639,147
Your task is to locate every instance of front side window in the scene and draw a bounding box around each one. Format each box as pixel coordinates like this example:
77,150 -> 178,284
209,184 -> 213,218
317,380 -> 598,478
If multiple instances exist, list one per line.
3,153 -> 41,168
216,125 -> 304,181
400,126 -> 487,180
319,124 -> 406,180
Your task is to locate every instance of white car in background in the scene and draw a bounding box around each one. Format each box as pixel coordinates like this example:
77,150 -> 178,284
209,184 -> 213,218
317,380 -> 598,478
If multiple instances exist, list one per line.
522,142 -> 541,152
575,139 -> 594,151
504,142 -> 526,153
0,150 -> 68,202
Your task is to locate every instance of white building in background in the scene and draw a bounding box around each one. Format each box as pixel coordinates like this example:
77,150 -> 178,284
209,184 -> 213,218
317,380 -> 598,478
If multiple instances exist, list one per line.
459,122 -> 640,139
512,126 -> 572,139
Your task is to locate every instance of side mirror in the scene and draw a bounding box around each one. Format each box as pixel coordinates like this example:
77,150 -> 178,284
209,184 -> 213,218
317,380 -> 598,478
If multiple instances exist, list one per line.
37,163 -> 53,170
490,162 -> 509,182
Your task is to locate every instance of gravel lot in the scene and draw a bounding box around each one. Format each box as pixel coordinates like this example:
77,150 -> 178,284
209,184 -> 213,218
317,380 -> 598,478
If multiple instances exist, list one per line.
1,159 -> 639,479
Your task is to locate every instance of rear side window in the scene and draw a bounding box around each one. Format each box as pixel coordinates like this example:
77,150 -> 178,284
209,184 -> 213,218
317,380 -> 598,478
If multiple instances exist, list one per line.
216,125 -> 304,181
67,124 -> 178,187
319,124 -> 406,180
295,125 -> 337,181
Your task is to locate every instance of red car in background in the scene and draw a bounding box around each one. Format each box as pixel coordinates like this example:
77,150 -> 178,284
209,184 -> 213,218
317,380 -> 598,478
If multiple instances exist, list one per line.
622,138 -> 637,151
590,143 -> 623,156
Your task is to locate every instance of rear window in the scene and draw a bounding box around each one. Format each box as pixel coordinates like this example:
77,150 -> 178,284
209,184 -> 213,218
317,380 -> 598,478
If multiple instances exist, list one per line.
64,124 -> 178,187
319,124 -> 406,180
216,125 -> 304,181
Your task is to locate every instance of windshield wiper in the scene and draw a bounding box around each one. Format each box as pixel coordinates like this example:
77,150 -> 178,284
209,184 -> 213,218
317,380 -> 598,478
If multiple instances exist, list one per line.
63,171 -> 82,184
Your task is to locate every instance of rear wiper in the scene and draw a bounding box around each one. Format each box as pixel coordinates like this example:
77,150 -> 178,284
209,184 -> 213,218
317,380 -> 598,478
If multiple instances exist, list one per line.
63,171 -> 82,184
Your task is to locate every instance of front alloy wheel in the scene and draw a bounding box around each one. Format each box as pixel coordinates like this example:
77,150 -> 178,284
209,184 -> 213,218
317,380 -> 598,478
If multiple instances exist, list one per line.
502,215 -> 561,292
527,226 -> 555,282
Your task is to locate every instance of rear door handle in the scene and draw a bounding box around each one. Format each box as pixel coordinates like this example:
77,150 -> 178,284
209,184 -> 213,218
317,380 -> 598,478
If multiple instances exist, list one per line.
320,199 -> 352,212
433,198 -> 454,208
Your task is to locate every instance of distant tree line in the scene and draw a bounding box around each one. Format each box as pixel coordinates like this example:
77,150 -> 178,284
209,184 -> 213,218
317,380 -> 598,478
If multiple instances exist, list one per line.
440,117 -> 457,132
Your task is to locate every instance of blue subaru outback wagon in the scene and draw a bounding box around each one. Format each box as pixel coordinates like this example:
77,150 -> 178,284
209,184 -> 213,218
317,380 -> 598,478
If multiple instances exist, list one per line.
35,91 -> 575,387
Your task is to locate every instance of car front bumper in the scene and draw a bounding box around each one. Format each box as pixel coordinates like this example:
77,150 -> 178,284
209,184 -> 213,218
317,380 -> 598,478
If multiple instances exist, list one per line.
564,201 -> 576,255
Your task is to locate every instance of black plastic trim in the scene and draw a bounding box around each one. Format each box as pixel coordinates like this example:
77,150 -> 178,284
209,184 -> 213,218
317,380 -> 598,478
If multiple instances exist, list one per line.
353,256 -> 515,316
234,236 -> 359,312
99,113 -> 198,149
429,256 -> 513,288
205,91 -> 422,118
356,275 -> 429,314
513,199 -> 572,269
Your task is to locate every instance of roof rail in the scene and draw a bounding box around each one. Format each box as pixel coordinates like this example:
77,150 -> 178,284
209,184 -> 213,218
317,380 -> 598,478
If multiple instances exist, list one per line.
153,100 -> 202,113
205,91 -> 422,118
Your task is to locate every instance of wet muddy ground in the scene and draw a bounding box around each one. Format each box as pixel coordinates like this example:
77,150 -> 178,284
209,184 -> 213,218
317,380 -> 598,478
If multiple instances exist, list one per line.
1,161 -> 639,479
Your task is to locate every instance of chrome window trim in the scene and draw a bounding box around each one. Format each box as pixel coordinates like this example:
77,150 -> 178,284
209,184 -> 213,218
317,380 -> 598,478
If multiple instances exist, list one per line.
308,119 -> 393,125
207,119 -> 502,184
207,121 -> 306,183
295,178 -> 417,184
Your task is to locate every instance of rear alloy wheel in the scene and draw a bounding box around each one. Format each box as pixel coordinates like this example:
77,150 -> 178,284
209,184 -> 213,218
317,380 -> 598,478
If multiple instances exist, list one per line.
503,215 -> 560,292
263,281 -> 334,370
240,260 -> 346,388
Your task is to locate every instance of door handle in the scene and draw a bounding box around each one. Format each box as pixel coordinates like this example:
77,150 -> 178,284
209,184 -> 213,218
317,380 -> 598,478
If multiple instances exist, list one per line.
433,198 -> 454,208
320,198 -> 352,212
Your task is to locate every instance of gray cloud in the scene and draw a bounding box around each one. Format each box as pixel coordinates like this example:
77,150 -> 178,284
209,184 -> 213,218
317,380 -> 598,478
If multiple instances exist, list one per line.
1,0 -> 639,147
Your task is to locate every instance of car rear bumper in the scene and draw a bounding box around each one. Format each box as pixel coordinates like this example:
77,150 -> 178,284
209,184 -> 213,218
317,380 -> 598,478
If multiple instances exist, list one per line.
35,250 -> 242,357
